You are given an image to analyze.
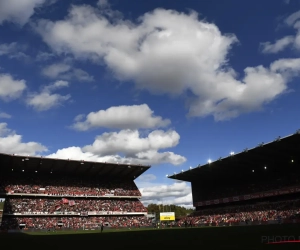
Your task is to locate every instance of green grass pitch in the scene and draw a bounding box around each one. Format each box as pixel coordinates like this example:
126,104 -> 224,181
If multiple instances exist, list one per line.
1,224 -> 300,249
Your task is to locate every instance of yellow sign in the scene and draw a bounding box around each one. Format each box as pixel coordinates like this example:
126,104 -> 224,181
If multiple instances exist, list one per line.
160,212 -> 175,221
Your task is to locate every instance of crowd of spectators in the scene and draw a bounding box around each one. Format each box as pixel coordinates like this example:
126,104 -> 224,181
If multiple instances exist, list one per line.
179,199 -> 300,226
194,177 -> 300,201
4,198 -> 147,214
0,174 -> 141,197
0,216 -> 153,230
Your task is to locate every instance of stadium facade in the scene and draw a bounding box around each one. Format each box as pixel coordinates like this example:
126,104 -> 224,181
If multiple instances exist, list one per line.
0,153 -> 153,230
169,131 -> 300,226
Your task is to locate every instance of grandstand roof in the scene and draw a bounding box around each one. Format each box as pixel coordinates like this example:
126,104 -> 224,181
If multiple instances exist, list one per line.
0,153 -> 150,180
168,131 -> 300,182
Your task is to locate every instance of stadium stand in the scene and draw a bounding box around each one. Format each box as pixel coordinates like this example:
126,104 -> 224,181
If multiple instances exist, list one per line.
170,131 -> 300,226
0,153 -> 152,231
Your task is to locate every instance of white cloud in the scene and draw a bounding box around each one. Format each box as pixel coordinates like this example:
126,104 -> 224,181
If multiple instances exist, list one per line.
0,74 -> 27,101
82,129 -> 180,155
45,80 -> 69,91
270,58 -> 300,76
0,112 -> 11,119
97,0 -> 109,8
0,42 -> 17,56
47,129 -> 186,166
137,181 -> 192,207
285,10 -> 300,26
35,5 -> 300,120
137,174 -> 157,182
261,10 -> 300,54
36,51 -> 55,61
42,63 -> 94,82
0,0 -> 47,25
74,114 -> 85,122
260,36 -> 294,54
72,104 -> 171,130
0,42 -> 29,61
26,80 -> 70,111
42,63 -> 71,78
0,123 -> 47,155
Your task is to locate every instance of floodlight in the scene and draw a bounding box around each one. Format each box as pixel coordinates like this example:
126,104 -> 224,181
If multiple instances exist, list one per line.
264,166 -> 267,170
252,170 -> 254,172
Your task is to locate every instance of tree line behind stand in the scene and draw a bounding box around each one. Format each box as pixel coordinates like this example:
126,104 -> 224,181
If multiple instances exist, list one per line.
146,204 -> 194,220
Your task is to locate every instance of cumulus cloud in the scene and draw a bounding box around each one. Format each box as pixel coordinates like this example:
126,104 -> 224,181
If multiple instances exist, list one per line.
270,58 -> 300,76
0,0 -> 49,25
0,123 -> 47,155
34,5 -> 300,120
137,174 -> 157,182
261,10 -> 300,53
137,181 -> 192,207
36,51 -> 55,61
0,42 -> 29,60
0,112 -> 11,119
261,36 -> 294,54
42,63 -> 94,82
26,80 -> 70,111
97,0 -> 109,8
47,129 -> 186,166
42,63 -> 71,78
0,74 -> 27,101
72,104 -> 171,130
0,42 -> 18,56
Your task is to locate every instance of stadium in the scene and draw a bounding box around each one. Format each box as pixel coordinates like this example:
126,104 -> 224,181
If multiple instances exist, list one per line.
0,153 -> 153,230
1,131 -> 300,249
169,131 -> 300,229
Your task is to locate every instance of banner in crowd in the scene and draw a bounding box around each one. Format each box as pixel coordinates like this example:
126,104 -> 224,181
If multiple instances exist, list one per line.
194,186 -> 300,207
160,212 -> 175,221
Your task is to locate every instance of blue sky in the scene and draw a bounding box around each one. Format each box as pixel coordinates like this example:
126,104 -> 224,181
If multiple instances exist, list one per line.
0,0 -> 300,207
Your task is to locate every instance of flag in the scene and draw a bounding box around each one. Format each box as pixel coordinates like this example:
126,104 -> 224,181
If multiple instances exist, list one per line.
62,198 -> 69,204
69,200 -> 75,206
